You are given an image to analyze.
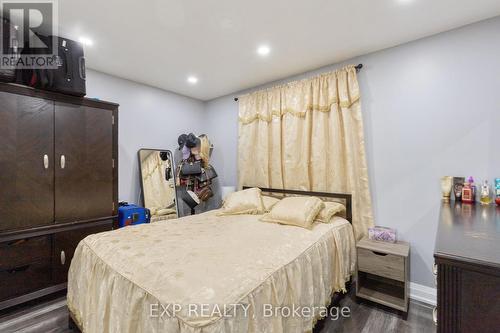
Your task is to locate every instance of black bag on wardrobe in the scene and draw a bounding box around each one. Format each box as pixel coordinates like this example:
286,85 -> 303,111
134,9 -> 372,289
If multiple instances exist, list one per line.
16,33 -> 49,88
0,17 -> 20,82
16,35 -> 86,96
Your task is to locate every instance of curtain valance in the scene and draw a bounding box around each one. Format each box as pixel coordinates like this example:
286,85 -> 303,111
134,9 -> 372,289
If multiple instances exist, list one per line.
239,65 -> 360,125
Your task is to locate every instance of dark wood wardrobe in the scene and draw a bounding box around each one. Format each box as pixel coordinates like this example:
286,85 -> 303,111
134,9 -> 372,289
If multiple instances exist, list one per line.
0,83 -> 118,310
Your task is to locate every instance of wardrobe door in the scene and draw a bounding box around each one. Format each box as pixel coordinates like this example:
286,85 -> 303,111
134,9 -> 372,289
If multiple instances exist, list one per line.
52,221 -> 112,284
54,103 -> 114,223
0,92 -> 54,231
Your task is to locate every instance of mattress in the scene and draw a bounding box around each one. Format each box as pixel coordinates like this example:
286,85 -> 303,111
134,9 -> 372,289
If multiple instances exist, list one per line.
67,210 -> 356,333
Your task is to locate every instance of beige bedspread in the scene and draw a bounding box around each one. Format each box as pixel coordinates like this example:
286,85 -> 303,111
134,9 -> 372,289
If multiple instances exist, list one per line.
67,210 -> 356,333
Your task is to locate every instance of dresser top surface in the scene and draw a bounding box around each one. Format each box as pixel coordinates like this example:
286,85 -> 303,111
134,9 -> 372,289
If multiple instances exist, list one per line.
434,202 -> 500,267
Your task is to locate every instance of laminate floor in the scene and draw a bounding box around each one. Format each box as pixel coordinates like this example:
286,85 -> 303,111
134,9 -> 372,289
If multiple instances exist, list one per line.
0,289 -> 435,333
314,290 -> 436,333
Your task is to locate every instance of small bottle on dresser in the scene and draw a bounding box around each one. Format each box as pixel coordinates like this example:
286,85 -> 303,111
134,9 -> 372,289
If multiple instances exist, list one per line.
468,176 -> 476,202
462,182 -> 474,204
480,180 -> 492,205
495,178 -> 500,206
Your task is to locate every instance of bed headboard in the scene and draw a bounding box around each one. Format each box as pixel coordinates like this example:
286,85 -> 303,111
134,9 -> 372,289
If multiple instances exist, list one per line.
242,186 -> 352,224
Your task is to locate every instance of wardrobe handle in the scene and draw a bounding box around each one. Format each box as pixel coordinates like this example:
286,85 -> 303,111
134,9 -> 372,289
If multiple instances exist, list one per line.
433,307 -> 437,325
43,154 -> 49,169
60,250 -> 66,265
60,155 -> 66,169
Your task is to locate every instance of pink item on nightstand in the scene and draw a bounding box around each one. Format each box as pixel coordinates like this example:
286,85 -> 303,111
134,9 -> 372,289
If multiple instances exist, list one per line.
368,226 -> 397,243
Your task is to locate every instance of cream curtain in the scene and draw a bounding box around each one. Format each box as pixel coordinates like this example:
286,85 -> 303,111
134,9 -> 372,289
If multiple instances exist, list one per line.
238,65 -> 374,239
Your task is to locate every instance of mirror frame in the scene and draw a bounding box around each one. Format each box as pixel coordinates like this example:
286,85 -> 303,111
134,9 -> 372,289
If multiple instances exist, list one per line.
137,148 -> 179,218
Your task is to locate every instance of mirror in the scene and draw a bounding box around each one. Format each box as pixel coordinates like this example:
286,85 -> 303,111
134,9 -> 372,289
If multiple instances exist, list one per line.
138,149 -> 178,221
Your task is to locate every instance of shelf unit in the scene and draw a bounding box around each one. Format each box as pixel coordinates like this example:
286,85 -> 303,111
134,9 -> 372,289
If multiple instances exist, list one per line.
355,238 -> 410,312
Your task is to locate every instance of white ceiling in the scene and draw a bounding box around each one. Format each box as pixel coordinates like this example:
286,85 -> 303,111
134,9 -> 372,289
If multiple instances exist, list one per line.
58,0 -> 500,101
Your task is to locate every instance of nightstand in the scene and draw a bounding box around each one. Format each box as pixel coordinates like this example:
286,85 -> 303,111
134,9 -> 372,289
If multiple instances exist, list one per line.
355,238 -> 410,313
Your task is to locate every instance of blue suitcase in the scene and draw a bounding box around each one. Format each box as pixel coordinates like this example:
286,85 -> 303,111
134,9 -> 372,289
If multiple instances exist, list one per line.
118,203 -> 150,228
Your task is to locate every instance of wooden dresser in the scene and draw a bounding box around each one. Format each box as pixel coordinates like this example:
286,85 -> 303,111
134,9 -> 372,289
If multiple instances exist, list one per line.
0,83 -> 118,310
434,201 -> 500,332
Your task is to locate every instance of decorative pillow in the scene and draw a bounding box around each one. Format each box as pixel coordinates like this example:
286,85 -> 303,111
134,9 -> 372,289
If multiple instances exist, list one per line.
217,187 -> 265,215
260,196 -> 324,229
262,195 -> 281,212
315,201 -> 346,223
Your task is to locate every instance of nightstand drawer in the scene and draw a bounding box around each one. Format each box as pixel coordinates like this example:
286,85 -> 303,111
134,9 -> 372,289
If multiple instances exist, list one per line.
358,248 -> 405,282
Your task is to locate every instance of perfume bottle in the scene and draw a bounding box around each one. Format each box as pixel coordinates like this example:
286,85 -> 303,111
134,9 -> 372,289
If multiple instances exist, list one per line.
453,177 -> 465,201
479,180 -> 492,205
441,176 -> 453,202
462,182 -> 474,204
467,176 -> 476,202
495,178 -> 500,206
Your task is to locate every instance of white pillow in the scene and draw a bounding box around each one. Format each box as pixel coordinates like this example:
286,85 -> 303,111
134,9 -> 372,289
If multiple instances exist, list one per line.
262,195 -> 281,212
217,188 -> 265,215
315,201 -> 346,223
260,196 -> 324,229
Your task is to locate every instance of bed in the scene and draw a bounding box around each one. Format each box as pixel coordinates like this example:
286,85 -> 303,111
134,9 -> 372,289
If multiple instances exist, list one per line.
67,188 -> 356,333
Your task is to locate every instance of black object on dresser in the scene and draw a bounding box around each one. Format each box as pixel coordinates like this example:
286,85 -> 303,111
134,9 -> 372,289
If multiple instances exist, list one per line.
0,83 -> 118,310
434,202 -> 500,333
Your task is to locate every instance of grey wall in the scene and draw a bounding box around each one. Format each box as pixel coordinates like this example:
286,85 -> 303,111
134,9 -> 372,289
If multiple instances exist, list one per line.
203,16 -> 500,287
86,70 -> 205,203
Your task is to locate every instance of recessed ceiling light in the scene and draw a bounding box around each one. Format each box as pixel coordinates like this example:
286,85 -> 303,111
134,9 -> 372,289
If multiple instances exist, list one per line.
257,45 -> 271,56
187,76 -> 198,84
78,37 -> 93,46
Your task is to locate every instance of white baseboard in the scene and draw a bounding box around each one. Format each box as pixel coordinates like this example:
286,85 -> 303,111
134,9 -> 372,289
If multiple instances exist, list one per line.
409,282 -> 436,306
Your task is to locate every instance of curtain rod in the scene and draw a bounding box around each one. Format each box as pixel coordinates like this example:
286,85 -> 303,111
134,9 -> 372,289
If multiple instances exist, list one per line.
234,64 -> 363,102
